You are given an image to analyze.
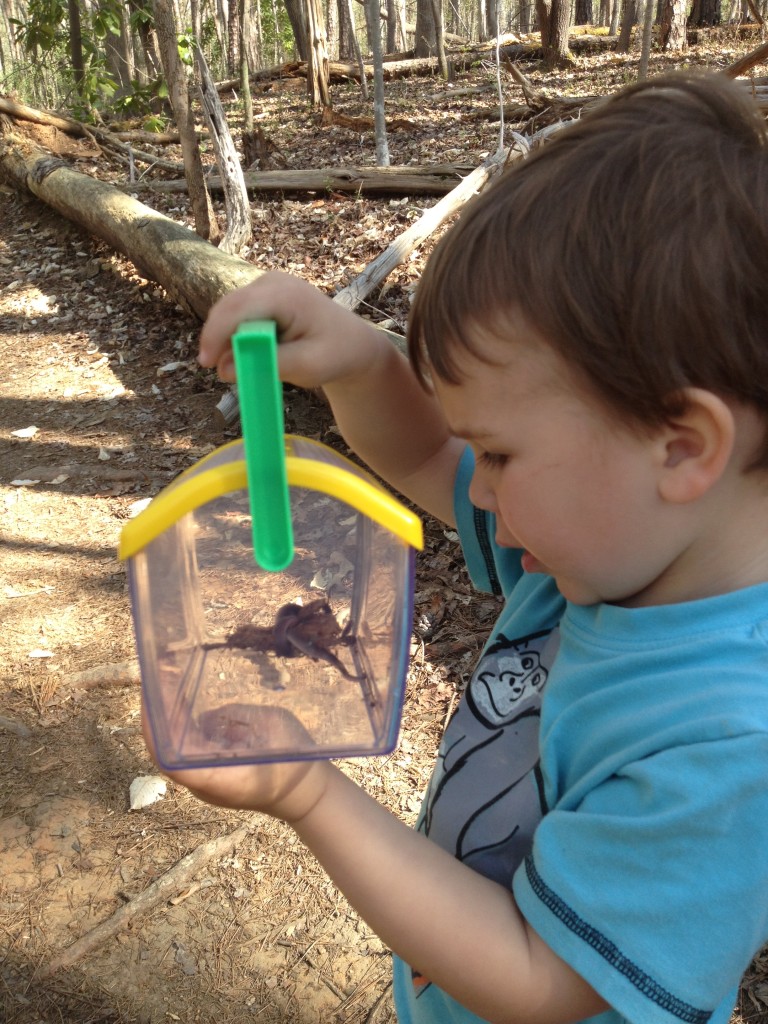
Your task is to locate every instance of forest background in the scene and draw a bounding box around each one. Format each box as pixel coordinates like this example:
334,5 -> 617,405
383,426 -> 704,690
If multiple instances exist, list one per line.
2,0 -> 768,1022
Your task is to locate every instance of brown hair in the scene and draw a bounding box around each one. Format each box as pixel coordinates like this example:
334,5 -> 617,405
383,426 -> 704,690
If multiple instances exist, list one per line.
407,71 -> 768,467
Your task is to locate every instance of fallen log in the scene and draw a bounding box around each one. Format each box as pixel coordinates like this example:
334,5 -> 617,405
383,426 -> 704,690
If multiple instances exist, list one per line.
134,163 -> 473,197
0,129 -> 260,320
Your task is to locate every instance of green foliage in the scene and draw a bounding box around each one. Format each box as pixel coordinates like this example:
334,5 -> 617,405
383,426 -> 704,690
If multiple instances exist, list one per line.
257,0 -> 295,60
128,3 -> 154,32
9,0 -> 119,110
142,113 -> 169,132
108,73 -> 170,134
200,14 -> 223,72
9,0 -> 66,53
176,30 -> 196,66
111,76 -> 167,115
5,0 -> 293,114
73,61 -> 118,112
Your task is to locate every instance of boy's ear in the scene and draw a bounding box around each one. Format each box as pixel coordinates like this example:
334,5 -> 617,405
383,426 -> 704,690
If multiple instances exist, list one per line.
657,388 -> 735,504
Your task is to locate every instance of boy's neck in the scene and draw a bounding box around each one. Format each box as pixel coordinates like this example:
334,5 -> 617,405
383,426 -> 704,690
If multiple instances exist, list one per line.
622,478 -> 768,608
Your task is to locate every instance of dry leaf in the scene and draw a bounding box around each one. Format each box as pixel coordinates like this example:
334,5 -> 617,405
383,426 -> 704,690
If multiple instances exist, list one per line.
129,775 -> 167,810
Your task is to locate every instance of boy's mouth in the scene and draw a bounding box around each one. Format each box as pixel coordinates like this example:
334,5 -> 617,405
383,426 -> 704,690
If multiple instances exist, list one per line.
521,550 -> 544,574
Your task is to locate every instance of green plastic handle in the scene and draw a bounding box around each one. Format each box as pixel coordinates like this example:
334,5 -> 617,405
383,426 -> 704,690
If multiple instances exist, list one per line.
232,320 -> 294,571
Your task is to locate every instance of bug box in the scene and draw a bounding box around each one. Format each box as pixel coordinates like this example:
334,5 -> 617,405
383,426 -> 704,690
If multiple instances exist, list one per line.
119,322 -> 423,770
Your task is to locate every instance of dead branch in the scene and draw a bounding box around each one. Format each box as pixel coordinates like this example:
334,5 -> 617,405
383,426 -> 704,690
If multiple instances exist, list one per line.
195,43 -> 251,254
724,39 -> 768,78
39,820 -> 254,976
112,130 -> 182,144
333,145 -> 516,313
0,95 -> 84,134
99,139 -> 186,175
135,163 -> 472,197
0,97 -> 190,148
0,96 -> 187,152
219,35 -> 612,89
65,661 -> 141,688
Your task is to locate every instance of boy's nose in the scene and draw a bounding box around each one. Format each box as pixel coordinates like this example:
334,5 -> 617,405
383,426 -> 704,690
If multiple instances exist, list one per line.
468,466 -> 497,513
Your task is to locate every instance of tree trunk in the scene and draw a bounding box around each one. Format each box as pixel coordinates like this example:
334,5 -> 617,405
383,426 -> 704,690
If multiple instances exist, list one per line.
430,0 -> 450,77
102,0 -> 133,96
285,0 -> 311,58
127,0 -> 162,79
215,0 -> 230,61
327,0 -> 339,58
638,0 -> 655,76
154,0 -> 220,243
397,0 -> 408,48
616,0 -> 637,49
488,0 -> 500,34
338,0 -> 356,59
67,0 -> 86,101
414,0 -> 438,55
347,0 -> 370,98
306,0 -> 332,105
658,0 -> 688,48
365,0 -> 391,164
609,0 -> 621,32
134,164 -> 487,196
689,0 -> 720,19
385,0 -> 398,51
535,0 -> 573,63
227,0 -> 240,76
240,0 -> 254,134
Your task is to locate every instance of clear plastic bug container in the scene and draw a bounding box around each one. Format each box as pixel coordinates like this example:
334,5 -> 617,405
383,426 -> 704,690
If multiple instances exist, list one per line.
119,435 -> 422,770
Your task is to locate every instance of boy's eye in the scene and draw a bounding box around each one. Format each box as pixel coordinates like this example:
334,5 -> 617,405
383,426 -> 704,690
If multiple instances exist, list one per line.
477,450 -> 509,469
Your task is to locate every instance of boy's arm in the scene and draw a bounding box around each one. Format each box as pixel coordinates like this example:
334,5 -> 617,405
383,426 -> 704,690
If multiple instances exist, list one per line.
151,737 -> 607,1024
199,272 -> 464,526
297,766 -> 608,1024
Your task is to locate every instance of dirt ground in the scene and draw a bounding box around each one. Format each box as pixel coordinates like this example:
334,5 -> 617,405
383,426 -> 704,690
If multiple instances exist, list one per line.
2,36 -> 768,1024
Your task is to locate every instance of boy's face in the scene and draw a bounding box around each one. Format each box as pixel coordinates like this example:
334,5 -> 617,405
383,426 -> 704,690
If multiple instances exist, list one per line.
433,325 -> 679,607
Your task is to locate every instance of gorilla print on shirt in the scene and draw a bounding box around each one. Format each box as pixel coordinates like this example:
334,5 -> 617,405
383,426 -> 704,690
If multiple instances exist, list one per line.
417,627 -> 560,888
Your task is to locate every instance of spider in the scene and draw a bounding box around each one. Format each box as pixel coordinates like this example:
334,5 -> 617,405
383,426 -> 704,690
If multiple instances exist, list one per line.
202,599 -> 361,681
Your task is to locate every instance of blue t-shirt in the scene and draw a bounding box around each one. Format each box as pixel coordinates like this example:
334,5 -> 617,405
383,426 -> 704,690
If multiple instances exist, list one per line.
393,447 -> 768,1024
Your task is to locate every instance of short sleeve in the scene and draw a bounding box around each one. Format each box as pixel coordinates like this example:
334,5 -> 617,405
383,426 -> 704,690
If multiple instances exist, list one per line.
513,734 -> 768,1024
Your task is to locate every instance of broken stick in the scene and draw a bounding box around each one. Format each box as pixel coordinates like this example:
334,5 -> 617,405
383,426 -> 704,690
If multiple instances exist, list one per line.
39,820 -> 254,977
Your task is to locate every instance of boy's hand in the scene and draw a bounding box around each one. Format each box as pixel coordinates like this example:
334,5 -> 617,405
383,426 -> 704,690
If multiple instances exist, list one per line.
141,700 -> 333,824
201,269 -> 461,528
199,271 -> 388,390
